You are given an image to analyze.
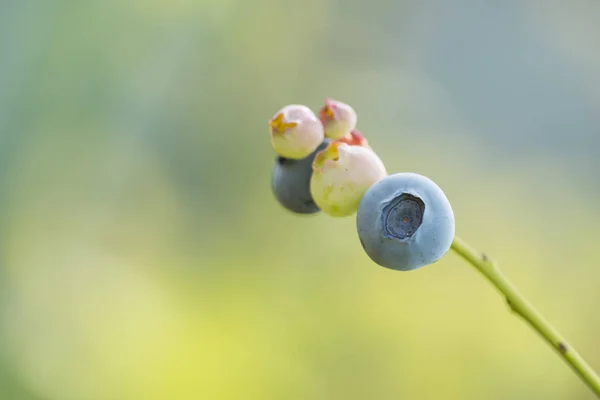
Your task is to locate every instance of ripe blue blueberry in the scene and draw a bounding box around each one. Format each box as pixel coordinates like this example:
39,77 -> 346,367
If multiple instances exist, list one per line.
356,172 -> 455,271
271,140 -> 331,214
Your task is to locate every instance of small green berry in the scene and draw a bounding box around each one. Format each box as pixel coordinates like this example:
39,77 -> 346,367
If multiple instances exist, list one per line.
269,104 -> 325,159
319,98 -> 358,139
310,141 -> 387,217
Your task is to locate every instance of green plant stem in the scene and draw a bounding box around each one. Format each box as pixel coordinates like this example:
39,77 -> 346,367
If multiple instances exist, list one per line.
451,236 -> 600,397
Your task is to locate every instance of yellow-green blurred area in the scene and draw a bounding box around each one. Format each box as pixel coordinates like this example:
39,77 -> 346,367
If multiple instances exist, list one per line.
2,1 -> 600,399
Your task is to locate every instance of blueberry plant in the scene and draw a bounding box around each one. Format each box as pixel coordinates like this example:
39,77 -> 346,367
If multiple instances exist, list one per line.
268,98 -> 600,397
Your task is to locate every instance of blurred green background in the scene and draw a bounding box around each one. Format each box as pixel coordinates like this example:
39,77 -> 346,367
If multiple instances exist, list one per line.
1,1 -> 600,399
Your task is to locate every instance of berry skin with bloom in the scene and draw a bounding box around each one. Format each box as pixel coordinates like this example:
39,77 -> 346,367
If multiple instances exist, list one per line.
356,172 -> 455,271
319,98 -> 358,140
269,104 -> 324,159
310,141 -> 387,218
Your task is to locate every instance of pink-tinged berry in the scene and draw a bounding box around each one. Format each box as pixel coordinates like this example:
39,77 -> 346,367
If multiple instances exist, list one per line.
269,104 -> 324,159
310,141 -> 387,217
338,129 -> 371,150
319,98 -> 358,139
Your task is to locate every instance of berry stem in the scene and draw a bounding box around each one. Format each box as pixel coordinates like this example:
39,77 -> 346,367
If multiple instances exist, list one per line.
450,236 -> 600,397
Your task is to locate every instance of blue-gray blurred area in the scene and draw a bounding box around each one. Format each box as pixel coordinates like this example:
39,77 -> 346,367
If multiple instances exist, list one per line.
1,1 -> 600,399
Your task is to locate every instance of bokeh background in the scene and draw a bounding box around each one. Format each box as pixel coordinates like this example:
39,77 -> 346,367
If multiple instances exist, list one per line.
1,1 -> 600,399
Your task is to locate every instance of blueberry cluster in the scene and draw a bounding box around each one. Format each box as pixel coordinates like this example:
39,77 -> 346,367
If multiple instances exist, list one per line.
268,99 -> 455,271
